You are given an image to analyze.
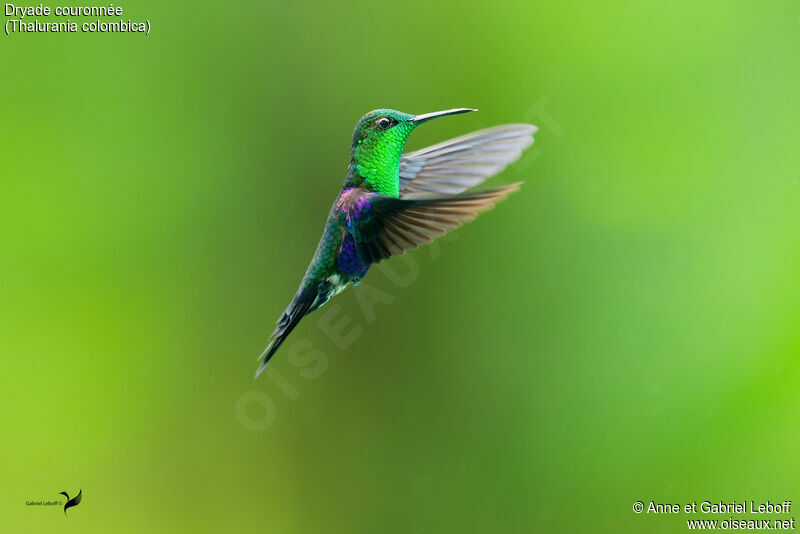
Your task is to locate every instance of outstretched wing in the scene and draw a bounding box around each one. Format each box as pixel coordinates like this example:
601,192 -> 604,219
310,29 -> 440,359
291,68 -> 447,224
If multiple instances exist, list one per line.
340,183 -> 521,265
398,124 -> 536,197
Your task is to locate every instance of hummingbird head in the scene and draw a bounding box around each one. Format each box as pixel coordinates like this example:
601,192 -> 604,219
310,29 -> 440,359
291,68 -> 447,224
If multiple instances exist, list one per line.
349,107 -> 477,196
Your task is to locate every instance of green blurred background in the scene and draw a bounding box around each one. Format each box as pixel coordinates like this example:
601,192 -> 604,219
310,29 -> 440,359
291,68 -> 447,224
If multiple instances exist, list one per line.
2,0 -> 799,532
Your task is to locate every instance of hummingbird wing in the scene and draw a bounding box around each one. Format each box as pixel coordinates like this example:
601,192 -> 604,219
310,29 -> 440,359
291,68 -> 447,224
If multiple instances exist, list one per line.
398,124 -> 536,197
342,183 -> 521,265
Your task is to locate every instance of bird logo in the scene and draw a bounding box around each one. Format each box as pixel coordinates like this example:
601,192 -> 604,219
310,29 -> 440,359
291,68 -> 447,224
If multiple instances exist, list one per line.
58,489 -> 82,516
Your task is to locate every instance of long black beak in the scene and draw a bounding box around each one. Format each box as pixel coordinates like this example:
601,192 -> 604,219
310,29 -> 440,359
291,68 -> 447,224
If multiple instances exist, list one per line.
409,108 -> 477,124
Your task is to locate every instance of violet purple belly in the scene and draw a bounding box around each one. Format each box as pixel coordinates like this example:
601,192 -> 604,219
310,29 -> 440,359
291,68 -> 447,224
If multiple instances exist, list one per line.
336,233 -> 369,278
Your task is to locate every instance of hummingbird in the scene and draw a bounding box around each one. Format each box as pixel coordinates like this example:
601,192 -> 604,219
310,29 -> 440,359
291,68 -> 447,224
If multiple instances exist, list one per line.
256,108 -> 536,376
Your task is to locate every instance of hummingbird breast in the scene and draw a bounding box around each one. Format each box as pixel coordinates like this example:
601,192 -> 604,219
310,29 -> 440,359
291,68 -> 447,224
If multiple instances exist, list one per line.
326,232 -> 369,299
335,233 -> 369,279
302,195 -> 370,305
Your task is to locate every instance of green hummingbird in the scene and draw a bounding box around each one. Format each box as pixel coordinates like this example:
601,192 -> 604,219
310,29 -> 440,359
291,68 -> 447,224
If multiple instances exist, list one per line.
256,108 -> 536,376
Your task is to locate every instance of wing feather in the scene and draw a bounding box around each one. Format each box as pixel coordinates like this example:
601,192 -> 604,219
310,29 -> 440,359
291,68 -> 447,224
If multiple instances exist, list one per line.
344,183 -> 522,264
399,124 -> 536,197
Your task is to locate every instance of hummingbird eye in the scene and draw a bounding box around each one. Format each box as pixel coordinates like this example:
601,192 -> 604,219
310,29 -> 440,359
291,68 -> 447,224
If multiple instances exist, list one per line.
375,116 -> 395,130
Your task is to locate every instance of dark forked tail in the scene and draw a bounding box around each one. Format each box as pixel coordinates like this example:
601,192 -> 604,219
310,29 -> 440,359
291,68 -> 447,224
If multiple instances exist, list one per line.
255,284 -> 319,377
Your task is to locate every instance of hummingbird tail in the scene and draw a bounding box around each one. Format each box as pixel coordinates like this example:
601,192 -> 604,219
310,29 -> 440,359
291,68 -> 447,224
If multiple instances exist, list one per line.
255,285 -> 318,377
